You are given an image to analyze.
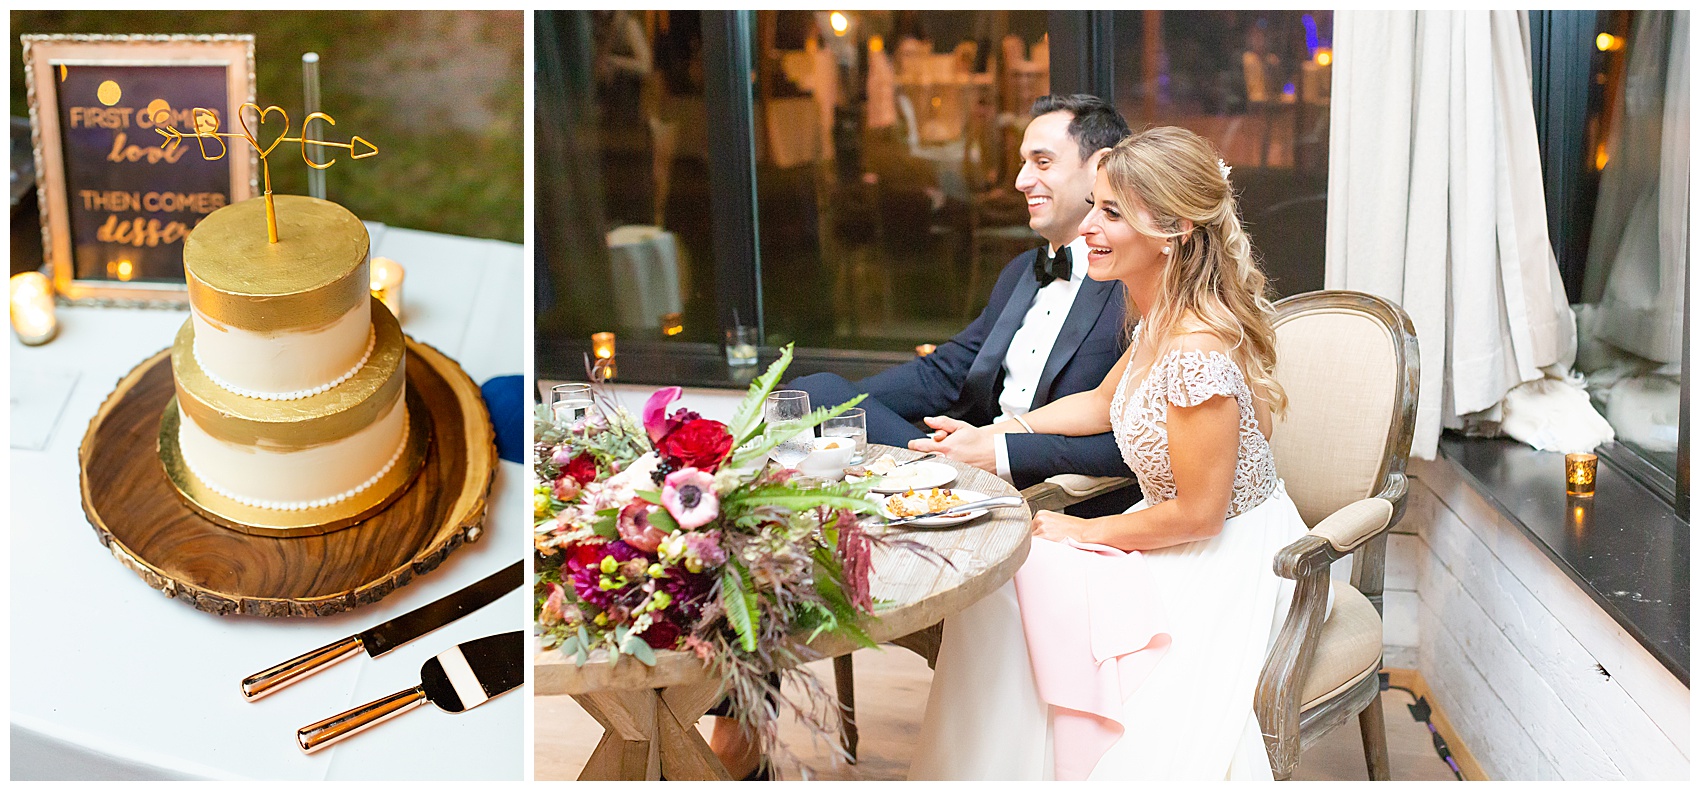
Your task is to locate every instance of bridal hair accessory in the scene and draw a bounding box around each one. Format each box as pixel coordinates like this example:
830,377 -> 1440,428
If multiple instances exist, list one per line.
1217,158 -> 1232,180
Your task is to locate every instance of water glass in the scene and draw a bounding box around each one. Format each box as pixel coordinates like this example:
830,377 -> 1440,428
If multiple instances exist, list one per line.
725,325 -> 759,367
821,408 -> 868,464
764,390 -> 812,468
550,382 -> 596,423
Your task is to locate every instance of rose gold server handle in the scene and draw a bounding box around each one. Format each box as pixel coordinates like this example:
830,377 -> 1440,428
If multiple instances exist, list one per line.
242,636 -> 365,700
297,686 -> 429,754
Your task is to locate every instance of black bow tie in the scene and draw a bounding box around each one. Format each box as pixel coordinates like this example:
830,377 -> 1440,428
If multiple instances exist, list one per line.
1034,245 -> 1073,285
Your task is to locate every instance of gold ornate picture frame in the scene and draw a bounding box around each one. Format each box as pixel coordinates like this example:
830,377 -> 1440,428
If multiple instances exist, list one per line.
21,34 -> 258,307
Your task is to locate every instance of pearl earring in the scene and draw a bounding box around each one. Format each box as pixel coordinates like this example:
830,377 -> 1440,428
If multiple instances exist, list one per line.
1162,245 -> 1171,255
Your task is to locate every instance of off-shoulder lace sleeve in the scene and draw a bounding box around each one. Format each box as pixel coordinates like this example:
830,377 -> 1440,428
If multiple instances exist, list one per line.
1154,350 -> 1246,408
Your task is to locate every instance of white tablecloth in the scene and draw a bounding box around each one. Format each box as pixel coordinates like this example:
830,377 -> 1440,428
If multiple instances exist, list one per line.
8,225 -> 525,780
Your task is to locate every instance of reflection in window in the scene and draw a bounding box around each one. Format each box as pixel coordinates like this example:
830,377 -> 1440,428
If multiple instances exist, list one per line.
537,10 -> 715,344
753,10 -> 1050,352
1112,10 -> 1333,297
1574,10 -> 1688,476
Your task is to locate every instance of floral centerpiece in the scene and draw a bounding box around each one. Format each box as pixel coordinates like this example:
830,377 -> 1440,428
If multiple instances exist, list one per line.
535,347 -> 919,767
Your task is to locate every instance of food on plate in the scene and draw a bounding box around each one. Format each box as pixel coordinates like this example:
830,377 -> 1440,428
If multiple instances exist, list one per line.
884,488 -> 967,518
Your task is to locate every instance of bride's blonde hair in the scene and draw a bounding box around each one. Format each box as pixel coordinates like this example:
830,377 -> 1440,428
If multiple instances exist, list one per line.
1100,126 -> 1286,415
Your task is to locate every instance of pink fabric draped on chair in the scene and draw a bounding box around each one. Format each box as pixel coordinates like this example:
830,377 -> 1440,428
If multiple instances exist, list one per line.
1014,536 -> 1172,780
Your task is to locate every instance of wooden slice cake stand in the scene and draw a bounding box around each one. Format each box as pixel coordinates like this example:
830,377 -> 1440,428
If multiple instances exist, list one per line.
78,338 -> 498,617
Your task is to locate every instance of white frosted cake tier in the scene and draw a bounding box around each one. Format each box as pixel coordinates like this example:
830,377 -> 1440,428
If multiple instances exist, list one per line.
191,299 -> 373,398
176,394 -> 408,510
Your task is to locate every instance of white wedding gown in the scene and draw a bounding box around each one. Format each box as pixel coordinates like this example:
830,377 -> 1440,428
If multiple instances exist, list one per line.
910,327 -> 1313,780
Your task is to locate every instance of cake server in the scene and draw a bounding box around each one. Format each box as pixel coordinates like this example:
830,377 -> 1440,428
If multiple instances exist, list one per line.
241,560 -> 522,700
297,631 -> 523,754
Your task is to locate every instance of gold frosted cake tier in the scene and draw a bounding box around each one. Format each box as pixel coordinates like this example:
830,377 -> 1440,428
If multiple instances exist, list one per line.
184,195 -> 370,333
171,301 -> 405,451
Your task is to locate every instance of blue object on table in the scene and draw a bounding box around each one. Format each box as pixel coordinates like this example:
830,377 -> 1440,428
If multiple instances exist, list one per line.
480,374 -> 524,464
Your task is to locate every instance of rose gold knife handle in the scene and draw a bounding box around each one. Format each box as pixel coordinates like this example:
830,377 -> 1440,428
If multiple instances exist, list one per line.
242,636 -> 365,700
297,685 -> 430,754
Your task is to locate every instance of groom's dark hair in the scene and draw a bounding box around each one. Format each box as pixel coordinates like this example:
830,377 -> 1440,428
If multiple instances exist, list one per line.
1030,94 -> 1131,163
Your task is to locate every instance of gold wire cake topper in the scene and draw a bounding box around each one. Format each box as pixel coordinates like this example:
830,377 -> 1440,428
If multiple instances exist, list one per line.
157,102 -> 378,244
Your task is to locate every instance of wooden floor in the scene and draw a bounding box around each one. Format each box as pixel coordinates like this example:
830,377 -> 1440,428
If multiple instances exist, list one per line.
536,645 -> 1464,781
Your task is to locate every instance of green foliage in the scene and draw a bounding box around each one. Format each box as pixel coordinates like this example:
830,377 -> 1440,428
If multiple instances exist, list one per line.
727,344 -> 796,446
721,562 -> 760,653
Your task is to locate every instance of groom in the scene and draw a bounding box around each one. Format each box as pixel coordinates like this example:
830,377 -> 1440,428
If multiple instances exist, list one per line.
794,93 -> 1140,518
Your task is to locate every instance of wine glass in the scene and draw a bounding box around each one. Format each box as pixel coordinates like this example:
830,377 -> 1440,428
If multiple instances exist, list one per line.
764,390 -> 813,469
550,383 -> 596,423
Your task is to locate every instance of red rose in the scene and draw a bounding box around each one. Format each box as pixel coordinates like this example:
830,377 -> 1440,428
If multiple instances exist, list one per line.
563,452 -> 598,485
640,617 -> 682,649
657,419 -> 734,472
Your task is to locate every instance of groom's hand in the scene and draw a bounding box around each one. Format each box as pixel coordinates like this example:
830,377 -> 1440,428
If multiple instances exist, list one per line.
906,415 -> 996,473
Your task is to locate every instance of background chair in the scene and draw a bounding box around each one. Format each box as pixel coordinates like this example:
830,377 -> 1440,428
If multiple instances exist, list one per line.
1252,290 -> 1419,780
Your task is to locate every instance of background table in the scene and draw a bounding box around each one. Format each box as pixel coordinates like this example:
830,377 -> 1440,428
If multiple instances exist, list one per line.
9,224 -> 525,780
535,447 -> 1032,780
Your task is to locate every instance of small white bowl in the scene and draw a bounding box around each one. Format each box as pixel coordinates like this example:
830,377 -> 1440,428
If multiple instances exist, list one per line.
798,436 -> 855,481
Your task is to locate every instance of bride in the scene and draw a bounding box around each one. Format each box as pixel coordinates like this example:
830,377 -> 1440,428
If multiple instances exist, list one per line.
907,126 -> 1315,780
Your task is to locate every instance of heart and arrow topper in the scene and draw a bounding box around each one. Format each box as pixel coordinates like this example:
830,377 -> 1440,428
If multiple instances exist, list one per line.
156,102 -> 378,244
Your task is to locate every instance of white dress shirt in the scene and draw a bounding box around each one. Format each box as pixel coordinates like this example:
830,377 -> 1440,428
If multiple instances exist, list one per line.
991,236 -> 1090,481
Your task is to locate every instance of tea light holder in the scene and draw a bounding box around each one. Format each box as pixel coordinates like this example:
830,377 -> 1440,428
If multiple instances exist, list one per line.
370,257 -> 405,321
591,331 -> 617,379
10,272 -> 59,346
1565,452 -> 1597,497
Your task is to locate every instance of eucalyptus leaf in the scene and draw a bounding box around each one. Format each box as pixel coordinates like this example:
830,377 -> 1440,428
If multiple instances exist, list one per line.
648,507 -> 680,534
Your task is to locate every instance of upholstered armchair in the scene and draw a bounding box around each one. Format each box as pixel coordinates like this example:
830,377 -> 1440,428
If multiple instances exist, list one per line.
1252,290 -> 1419,780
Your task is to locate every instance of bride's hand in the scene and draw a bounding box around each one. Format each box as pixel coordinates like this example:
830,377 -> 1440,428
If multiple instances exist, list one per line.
1031,510 -> 1089,542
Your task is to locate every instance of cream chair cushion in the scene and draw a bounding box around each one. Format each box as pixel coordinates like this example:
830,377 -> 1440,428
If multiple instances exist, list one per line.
1270,310 -> 1399,526
1298,582 -> 1383,711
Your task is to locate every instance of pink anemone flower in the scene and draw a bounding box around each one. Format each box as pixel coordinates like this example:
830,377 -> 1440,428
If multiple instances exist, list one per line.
661,468 -> 720,530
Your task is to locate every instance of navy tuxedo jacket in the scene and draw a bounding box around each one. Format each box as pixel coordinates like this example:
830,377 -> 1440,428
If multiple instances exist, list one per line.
857,248 -> 1137,497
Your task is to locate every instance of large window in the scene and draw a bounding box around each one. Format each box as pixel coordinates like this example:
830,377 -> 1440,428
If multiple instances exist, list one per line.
1535,10 -> 1689,506
1111,10 -> 1332,297
536,10 -> 718,346
752,10 -> 1049,352
536,10 -> 1334,381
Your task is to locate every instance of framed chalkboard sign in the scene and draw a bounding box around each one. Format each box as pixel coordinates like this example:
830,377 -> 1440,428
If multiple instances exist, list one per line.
22,34 -> 258,306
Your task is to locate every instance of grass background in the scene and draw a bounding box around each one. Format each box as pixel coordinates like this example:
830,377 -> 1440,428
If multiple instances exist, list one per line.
11,10 -> 523,244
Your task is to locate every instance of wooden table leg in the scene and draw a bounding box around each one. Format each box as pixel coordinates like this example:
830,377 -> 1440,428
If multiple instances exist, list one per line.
834,654 -> 858,762
572,682 -> 732,781
659,681 -> 733,780
574,690 -> 660,780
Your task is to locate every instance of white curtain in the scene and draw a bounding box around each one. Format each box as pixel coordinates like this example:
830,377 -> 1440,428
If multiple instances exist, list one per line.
1325,11 -> 1577,459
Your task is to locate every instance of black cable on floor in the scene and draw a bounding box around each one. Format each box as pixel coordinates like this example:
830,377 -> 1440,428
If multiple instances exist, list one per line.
1380,671 -> 1465,781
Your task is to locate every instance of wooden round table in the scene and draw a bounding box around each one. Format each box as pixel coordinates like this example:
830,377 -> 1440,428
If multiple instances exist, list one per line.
534,446 -> 1032,780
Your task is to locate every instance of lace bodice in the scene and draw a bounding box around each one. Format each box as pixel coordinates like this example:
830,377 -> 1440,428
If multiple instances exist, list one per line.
1108,323 -> 1278,518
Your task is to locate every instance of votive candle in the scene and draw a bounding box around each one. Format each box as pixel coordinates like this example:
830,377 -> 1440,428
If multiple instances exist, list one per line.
10,272 -> 58,346
1565,453 -> 1597,497
370,257 -> 405,321
592,332 -> 617,379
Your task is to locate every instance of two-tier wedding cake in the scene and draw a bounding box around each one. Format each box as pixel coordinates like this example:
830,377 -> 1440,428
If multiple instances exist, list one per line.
163,194 -> 421,530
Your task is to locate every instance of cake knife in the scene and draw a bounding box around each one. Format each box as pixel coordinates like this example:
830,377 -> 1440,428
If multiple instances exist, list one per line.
297,631 -> 524,753
241,560 -> 522,700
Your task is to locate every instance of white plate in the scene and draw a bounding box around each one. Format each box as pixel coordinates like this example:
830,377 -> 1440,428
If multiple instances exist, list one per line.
865,460 -> 958,494
879,488 -> 992,526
